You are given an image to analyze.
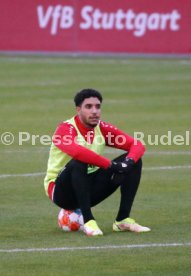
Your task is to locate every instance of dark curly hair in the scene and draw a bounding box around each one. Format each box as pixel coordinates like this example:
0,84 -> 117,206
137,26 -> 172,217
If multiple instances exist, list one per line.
74,88 -> 103,107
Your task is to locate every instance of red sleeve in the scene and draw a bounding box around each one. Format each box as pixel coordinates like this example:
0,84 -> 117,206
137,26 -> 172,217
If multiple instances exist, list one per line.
52,122 -> 111,169
100,121 -> 145,162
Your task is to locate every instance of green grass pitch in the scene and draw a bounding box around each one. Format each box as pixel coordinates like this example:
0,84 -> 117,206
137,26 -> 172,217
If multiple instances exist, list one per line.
0,55 -> 191,275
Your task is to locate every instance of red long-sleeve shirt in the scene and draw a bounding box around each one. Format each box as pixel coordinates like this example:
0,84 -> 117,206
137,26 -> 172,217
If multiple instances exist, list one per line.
53,115 -> 145,169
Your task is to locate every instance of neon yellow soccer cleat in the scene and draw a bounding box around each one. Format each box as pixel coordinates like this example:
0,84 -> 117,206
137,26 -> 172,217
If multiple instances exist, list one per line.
113,218 -> 151,233
83,220 -> 103,236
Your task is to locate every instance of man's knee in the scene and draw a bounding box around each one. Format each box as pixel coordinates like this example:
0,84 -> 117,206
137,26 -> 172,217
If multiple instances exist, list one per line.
135,158 -> 142,169
67,159 -> 88,172
130,158 -> 142,175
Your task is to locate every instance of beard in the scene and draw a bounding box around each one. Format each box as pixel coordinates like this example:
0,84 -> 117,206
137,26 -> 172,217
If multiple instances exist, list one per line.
88,122 -> 98,127
83,117 -> 100,128
86,121 -> 99,128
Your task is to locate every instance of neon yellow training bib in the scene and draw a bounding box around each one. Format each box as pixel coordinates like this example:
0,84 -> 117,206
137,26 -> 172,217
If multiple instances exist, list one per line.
44,117 -> 106,195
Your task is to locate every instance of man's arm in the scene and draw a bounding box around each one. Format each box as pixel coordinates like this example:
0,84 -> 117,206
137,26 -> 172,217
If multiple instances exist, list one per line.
52,122 -> 111,169
100,121 -> 145,162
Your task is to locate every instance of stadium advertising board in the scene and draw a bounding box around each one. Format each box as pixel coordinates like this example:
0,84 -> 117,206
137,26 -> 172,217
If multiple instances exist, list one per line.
0,0 -> 191,54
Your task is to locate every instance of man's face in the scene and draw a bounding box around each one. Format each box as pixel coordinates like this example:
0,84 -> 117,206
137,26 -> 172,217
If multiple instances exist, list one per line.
77,97 -> 101,128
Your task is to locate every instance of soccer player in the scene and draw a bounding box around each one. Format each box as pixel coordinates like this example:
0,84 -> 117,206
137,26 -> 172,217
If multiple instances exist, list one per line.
44,88 -> 151,236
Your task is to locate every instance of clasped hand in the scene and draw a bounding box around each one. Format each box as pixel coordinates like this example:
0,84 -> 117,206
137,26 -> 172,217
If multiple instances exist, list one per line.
110,158 -> 135,174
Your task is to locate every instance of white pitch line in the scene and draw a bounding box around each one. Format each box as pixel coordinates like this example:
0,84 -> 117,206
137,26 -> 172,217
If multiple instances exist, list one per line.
0,165 -> 191,179
146,151 -> 191,155
0,242 -> 191,253
0,172 -> 45,178
105,149 -> 191,155
143,165 -> 191,171
2,149 -> 191,155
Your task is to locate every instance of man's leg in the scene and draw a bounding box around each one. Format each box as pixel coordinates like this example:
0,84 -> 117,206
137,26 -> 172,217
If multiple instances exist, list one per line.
85,153 -> 151,232
70,161 -> 95,223
115,159 -> 142,221
54,159 -> 104,236
89,154 -> 142,221
53,159 -> 95,223
109,155 -> 150,232
87,154 -> 150,233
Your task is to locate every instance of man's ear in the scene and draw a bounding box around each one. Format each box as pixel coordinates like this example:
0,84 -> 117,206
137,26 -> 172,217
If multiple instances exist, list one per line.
76,106 -> 80,114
